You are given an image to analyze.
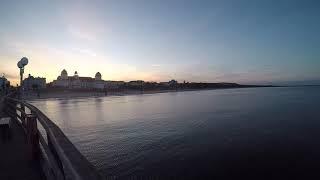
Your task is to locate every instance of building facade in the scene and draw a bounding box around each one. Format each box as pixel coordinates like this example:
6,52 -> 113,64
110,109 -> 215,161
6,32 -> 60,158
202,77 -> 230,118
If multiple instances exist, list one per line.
52,69 -> 108,89
23,74 -> 46,90
0,76 -> 10,91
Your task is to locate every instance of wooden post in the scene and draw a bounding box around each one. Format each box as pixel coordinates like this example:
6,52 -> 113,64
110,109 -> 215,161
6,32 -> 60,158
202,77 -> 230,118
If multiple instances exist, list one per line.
26,114 -> 40,160
21,104 -> 26,128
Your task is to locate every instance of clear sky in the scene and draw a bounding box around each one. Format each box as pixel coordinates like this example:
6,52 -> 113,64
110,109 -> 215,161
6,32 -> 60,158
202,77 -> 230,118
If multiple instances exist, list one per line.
0,0 -> 319,85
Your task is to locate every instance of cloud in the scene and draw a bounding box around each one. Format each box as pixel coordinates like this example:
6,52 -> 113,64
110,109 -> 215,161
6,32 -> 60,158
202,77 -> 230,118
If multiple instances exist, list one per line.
62,1 -> 106,42
67,26 -> 98,41
71,48 -> 97,57
151,64 -> 162,68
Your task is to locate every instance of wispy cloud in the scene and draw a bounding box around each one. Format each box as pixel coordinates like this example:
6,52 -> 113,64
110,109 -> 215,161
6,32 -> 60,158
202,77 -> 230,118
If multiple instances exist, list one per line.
62,1 -> 106,42
151,64 -> 162,68
71,48 -> 97,57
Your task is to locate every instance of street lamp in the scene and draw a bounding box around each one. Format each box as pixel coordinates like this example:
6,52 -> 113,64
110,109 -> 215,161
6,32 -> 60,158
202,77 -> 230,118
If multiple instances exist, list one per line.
17,57 -> 28,98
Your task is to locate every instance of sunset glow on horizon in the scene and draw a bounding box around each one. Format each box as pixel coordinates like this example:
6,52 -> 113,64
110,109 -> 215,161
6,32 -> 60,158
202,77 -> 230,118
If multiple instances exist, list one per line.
1,0 -> 320,85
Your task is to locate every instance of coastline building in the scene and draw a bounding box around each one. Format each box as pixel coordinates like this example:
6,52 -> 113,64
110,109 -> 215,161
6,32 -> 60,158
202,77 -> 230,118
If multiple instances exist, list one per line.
50,70 -> 182,91
105,80 -> 125,89
22,74 -> 46,90
0,76 -> 10,92
51,69 -> 126,90
160,79 -> 178,87
168,79 -> 178,86
94,72 -> 105,89
128,80 -> 144,87
52,69 -> 108,89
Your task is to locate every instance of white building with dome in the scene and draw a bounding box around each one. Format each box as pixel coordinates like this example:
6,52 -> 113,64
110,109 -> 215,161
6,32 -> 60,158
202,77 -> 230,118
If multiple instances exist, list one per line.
52,69 -> 107,89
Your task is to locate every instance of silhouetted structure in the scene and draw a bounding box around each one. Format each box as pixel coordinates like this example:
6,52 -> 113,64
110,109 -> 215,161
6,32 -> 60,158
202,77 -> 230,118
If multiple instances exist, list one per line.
51,69 -> 126,90
0,76 -> 10,93
23,74 -> 46,90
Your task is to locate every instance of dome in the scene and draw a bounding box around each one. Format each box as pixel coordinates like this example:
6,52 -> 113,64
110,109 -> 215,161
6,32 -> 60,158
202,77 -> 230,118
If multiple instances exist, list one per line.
60,69 -> 68,80
74,71 -> 79,78
95,72 -> 101,77
61,69 -> 68,76
95,72 -> 102,80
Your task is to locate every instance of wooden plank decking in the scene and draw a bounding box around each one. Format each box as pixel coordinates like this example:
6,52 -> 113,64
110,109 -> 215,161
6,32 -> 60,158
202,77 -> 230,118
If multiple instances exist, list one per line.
0,97 -> 44,180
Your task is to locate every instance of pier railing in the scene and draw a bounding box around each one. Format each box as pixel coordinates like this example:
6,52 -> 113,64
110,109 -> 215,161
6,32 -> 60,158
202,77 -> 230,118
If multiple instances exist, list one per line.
4,94 -> 104,180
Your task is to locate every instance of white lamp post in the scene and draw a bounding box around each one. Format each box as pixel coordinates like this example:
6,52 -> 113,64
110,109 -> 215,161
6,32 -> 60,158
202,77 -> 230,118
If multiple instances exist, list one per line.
17,57 -> 28,98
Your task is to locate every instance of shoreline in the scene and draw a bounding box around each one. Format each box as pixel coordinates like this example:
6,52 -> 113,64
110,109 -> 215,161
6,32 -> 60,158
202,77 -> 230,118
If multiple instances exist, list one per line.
24,86 -> 275,101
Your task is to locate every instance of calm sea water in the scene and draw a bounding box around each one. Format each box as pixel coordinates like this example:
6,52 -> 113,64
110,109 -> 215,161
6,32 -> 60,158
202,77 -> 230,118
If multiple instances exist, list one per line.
31,87 -> 320,179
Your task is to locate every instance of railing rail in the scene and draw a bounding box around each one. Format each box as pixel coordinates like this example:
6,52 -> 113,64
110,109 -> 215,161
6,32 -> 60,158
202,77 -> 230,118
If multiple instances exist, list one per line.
4,94 -> 104,180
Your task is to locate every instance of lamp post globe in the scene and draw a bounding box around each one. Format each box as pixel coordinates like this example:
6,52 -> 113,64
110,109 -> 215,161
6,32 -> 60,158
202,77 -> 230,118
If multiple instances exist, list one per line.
17,57 -> 29,99
17,61 -> 23,68
21,57 -> 28,66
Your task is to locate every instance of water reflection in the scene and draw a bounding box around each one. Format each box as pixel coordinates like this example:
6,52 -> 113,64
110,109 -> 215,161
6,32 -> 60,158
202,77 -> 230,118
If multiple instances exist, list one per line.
30,87 -> 320,178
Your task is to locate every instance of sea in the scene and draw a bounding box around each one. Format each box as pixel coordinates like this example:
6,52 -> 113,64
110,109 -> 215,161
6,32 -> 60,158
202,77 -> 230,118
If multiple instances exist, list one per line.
30,86 -> 320,179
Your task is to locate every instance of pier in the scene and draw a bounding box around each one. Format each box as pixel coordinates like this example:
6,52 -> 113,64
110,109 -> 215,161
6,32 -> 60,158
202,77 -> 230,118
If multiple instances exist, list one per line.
0,92 -> 103,180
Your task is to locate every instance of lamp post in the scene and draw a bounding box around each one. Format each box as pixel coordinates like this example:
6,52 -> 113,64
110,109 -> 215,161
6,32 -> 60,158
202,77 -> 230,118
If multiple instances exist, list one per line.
17,57 -> 28,99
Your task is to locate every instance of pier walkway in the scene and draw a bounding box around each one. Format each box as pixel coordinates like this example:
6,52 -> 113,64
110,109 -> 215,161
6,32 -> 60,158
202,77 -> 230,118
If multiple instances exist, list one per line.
0,116 -> 44,180
1,95 -> 44,180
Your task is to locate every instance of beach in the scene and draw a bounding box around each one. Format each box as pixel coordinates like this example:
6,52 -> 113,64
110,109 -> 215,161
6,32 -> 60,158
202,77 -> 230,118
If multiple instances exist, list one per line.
22,89 -> 185,100
22,86 -> 264,100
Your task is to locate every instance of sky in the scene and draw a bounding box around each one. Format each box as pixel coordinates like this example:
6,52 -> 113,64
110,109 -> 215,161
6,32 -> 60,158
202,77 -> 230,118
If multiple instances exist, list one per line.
0,0 -> 319,85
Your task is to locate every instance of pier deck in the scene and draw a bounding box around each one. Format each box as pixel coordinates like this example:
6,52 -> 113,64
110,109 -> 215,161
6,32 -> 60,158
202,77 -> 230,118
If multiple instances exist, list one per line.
0,97 -> 44,180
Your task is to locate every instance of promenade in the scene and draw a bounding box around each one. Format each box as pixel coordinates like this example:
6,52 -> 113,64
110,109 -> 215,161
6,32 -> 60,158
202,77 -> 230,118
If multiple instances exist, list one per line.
0,95 -> 44,180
